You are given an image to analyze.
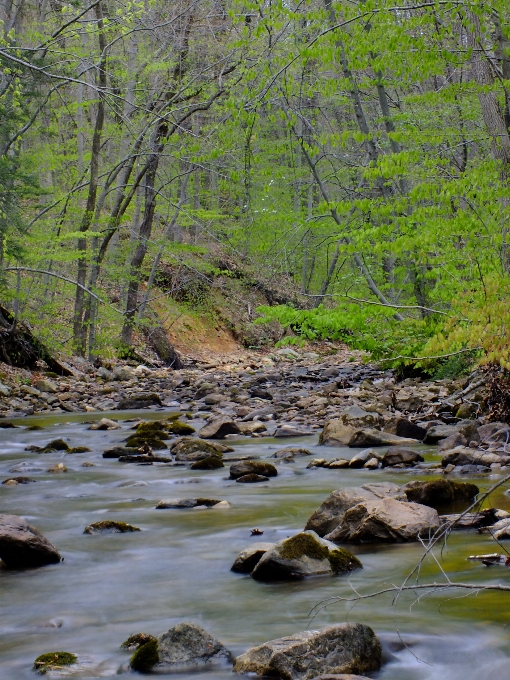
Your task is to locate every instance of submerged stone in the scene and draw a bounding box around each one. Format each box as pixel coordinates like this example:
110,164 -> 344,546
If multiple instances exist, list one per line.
34,651 -> 77,674
83,521 -> 141,535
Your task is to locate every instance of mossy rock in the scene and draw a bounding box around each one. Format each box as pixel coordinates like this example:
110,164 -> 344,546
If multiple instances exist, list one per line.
2,476 -> 35,485
84,520 -> 141,535
130,638 -> 159,672
190,456 -> 225,470
279,533 -> 329,561
125,435 -> 168,450
27,424 -> 44,431
135,420 -> 171,436
166,413 -> 181,421
121,632 -> 156,650
168,421 -> 196,435
34,651 -> 77,674
43,439 -> 70,452
68,446 -> 91,453
328,547 -> 362,574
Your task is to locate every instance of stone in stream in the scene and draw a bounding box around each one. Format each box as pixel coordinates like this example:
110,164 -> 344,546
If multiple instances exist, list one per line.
271,447 -> 312,459
168,420 -> 196,435
236,473 -> 269,483
83,520 -> 141,534
437,432 -> 467,453
125,434 -> 168,449
238,421 -> 267,435
381,447 -> 424,467
121,633 -> 156,651
88,418 -> 120,430
348,449 -> 379,468
327,498 -> 439,543
310,675 -> 373,680
274,425 -> 314,437
34,652 -> 77,675
118,454 -> 173,464
190,456 -> 225,470
171,437 -> 228,461
231,543 -> 275,573
305,483 -> 406,537
2,476 -> 35,485
155,498 -> 228,509
48,463 -> 68,473
199,416 -> 241,439
233,623 -> 381,680
229,461 -> 277,480
117,393 -> 162,410
319,419 -> 419,448
103,446 -> 138,459
0,514 -> 61,568
441,446 -> 510,468
26,438 -> 71,453
130,622 -> 231,672
250,531 -> 361,581
401,479 -> 479,508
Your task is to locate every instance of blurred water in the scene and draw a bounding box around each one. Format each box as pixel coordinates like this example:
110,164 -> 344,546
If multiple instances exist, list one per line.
1,411 -> 509,678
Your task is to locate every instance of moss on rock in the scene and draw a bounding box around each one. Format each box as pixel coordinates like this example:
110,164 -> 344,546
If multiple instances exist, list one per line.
43,439 -> 70,452
135,421 -> 170,436
68,446 -> 91,453
328,547 -> 362,574
121,632 -> 156,650
190,456 -> 224,470
168,421 -> 195,435
279,533 -> 329,561
125,435 -> 168,450
34,651 -> 77,674
84,520 -> 141,534
130,638 -> 159,672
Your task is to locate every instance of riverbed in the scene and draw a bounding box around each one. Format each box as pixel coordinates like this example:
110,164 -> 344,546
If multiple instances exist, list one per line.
1,410 -> 509,679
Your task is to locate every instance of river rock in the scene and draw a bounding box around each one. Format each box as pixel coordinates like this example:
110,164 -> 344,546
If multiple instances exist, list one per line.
117,393 -> 162,409
339,406 -> 381,428
381,447 -> 424,467
199,416 -> 241,439
441,446 -> 510,468
113,366 -> 136,381
481,517 -> 510,540
84,520 -> 141,534
103,446 -> 139,458
236,473 -> 269,483
437,432 -> 467,453
250,531 -> 361,581
328,498 -> 439,543
274,425 -> 314,437
401,479 -> 479,508
0,514 -> 61,568
305,483 -> 405,537
310,675 -> 373,680
233,623 -> 381,680
423,424 -> 460,444
238,421 -> 267,435
231,543 -> 275,573
48,463 -> 68,473
349,449 -> 379,468
88,418 -> 120,430
130,622 -> 231,672
383,417 -> 427,440
171,438 -> 225,461
190,456 -> 224,470
271,447 -> 312,459
348,428 -> 419,448
156,498 -> 226,509
229,460 -> 277,479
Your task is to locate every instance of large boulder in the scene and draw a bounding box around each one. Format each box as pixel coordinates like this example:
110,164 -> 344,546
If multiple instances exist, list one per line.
381,447 -> 424,467
319,420 -> 419,448
0,514 -> 61,568
401,479 -> 479,508
328,498 -> 439,543
441,446 -> 510,468
233,623 -> 381,680
231,543 -> 275,573
130,623 -> 230,672
338,406 -> 381,428
272,447 -> 312,460
250,531 -> 361,581
304,483 -> 405,537
229,461 -> 277,480
199,416 -> 241,439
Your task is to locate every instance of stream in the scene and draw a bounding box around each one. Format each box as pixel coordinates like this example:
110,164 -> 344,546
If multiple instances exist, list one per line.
1,409 -> 510,679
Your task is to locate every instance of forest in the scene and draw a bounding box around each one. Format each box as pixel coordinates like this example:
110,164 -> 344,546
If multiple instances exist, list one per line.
0,0 -> 509,371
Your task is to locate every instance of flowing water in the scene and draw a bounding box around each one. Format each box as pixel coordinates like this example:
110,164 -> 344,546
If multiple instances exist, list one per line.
1,410 -> 510,679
